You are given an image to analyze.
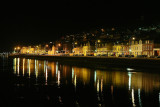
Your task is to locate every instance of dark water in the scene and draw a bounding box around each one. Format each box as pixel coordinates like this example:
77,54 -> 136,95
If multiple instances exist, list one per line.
0,56 -> 160,107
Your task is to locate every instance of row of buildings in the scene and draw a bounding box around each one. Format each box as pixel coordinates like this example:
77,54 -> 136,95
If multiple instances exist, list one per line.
15,39 -> 160,57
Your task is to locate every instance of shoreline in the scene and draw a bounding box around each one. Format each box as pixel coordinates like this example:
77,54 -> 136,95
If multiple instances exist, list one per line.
9,54 -> 160,70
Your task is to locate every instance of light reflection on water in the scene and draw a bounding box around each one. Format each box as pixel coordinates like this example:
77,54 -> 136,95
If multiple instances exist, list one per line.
12,58 -> 160,106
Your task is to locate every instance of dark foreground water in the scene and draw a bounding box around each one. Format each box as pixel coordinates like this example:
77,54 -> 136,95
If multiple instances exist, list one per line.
1,56 -> 160,107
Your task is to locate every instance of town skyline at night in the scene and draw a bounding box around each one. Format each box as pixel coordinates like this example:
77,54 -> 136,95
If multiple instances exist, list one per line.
1,1 -> 160,52
2,2 -> 160,106
1,15 -> 160,53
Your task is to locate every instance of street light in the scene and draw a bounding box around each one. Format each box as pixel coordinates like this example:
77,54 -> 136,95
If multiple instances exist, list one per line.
132,37 -> 135,40
129,37 -> 136,55
17,47 -> 20,50
57,43 -> 61,54
95,40 -> 101,53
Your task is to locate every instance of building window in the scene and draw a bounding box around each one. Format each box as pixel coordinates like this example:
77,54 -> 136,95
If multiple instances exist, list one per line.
150,46 -> 152,50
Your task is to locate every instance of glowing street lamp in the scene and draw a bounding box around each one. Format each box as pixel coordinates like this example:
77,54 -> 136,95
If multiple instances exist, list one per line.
129,37 -> 136,55
57,43 -> 61,54
95,40 -> 101,52
132,37 -> 135,40
17,47 -> 20,50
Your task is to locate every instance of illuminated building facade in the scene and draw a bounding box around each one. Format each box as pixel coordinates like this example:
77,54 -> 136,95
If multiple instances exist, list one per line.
142,40 -> 154,57
130,40 -> 143,56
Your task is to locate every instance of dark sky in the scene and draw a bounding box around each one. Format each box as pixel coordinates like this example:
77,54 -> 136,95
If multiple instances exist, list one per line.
0,1 -> 160,52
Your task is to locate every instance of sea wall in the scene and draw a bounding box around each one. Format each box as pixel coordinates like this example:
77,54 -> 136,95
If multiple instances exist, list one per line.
9,54 -> 160,70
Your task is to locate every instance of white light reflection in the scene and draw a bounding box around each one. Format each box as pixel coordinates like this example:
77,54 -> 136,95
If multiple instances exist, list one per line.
36,60 -> 38,79
56,62 -> 58,77
97,78 -> 101,103
17,58 -> 20,76
74,75 -> 77,89
127,68 -> 134,71
45,64 -> 48,85
58,70 -> 60,86
72,68 -> 74,79
101,77 -> 103,93
138,89 -> 142,107
27,59 -> 31,78
94,71 -> 97,83
13,58 -> 17,74
132,89 -> 136,107
35,60 -> 39,79
23,58 -> 25,76
128,72 -> 132,90
72,67 -> 76,90
97,79 -> 99,93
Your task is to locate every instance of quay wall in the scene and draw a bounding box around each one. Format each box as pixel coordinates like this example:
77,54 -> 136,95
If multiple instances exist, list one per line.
9,54 -> 160,70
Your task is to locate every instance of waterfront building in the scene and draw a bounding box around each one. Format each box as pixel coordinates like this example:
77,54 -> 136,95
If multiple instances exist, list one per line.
28,46 -> 35,54
20,47 -> 28,54
153,43 -> 160,56
83,42 -> 95,56
34,45 -> 42,54
48,45 -> 57,55
113,43 -> 129,56
130,40 -> 143,57
142,40 -> 154,57
95,43 -> 113,56
20,46 -> 35,54
72,47 -> 83,55
122,44 -> 129,56
63,43 -> 72,54
113,44 -> 123,56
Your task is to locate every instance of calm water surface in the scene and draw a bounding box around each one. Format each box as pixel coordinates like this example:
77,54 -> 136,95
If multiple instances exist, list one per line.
0,56 -> 160,107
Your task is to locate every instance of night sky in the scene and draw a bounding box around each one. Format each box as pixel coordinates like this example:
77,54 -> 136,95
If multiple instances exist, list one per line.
0,1 -> 160,52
